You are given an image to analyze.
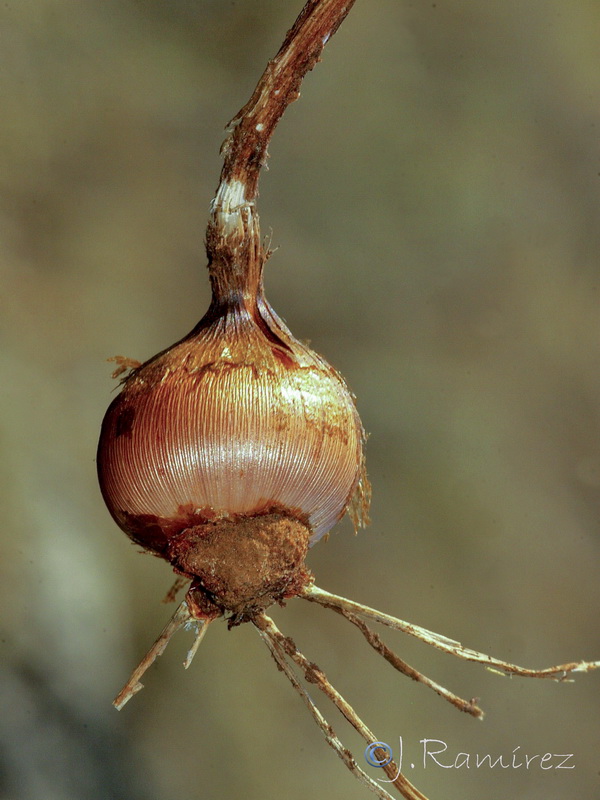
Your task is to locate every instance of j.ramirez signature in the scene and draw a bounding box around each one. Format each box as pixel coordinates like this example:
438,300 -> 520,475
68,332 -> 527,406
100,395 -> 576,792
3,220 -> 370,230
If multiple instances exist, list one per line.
364,738 -> 575,780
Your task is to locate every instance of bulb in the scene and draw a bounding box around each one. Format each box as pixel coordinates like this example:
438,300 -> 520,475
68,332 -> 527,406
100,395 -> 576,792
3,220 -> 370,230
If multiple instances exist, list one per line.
97,218 -> 369,619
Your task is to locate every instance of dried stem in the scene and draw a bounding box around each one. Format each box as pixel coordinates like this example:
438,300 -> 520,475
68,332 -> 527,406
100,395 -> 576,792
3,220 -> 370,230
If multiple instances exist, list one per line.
302,584 -> 600,681
113,600 -> 209,710
205,0 -> 356,304
216,0 -> 356,203
253,612 -> 429,800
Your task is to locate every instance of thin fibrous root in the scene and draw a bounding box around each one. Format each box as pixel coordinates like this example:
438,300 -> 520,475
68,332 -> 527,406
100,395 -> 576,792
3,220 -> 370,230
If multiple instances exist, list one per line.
301,584 -> 600,681
254,617 -> 396,800
183,619 -> 210,669
253,612 -> 429,800
339,608 -> 484,719
113,600 -> 210,710
162,576 -> 190,604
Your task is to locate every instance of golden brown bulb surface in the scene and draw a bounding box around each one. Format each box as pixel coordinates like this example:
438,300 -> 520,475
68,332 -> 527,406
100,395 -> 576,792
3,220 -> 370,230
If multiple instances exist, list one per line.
97,295 -> 368,559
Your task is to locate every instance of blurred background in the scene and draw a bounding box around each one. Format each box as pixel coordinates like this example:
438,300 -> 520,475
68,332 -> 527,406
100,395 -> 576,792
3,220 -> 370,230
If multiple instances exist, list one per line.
1,1 -> 599,799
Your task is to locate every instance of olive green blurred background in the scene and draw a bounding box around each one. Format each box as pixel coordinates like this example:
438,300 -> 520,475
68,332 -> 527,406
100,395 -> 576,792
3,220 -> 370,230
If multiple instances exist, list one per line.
2,2 -> 599,799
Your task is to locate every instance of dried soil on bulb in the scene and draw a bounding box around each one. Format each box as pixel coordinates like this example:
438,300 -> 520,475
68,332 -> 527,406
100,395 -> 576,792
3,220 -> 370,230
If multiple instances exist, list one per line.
167,513 -> 313,618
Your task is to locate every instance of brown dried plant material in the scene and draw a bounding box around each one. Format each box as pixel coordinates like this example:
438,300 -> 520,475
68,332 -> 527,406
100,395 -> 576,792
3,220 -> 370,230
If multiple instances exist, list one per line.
107,355 -> 142,379
162,576 -> 188,604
